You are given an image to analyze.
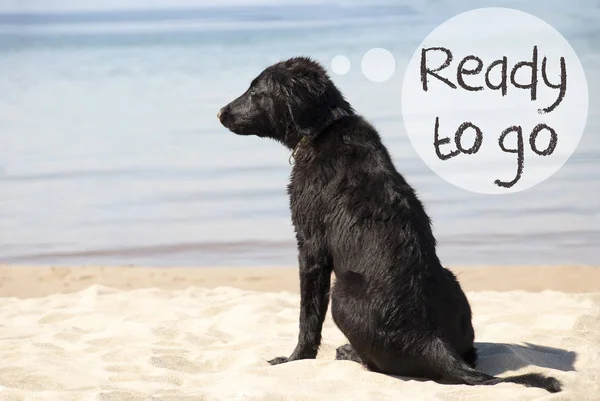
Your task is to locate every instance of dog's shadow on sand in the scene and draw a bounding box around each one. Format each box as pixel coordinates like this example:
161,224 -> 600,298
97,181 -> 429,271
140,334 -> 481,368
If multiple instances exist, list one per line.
474,342 -> 577,375
378,342 -> 576,384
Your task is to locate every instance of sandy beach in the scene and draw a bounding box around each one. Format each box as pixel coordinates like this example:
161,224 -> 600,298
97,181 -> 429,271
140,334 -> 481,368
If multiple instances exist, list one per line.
0,265 -> 599,400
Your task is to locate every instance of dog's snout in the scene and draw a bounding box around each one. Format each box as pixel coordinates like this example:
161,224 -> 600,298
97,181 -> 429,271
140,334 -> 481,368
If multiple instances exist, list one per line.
217,106 -> 231,121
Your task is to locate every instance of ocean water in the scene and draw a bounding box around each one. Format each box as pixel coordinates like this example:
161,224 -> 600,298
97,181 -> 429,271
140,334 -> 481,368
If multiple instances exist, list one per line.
0,1 -> 598,266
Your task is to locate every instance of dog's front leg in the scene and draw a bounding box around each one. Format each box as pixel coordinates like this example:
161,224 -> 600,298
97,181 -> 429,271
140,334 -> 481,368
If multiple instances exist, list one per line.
269,244 -> 331,365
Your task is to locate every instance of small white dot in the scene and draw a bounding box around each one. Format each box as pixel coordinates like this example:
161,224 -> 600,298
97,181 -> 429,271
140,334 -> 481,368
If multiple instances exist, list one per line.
361,48 -> 396,82
331,55 -> 351,75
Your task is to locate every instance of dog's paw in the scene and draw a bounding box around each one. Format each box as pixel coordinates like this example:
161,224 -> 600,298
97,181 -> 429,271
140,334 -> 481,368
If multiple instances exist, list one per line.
335,343 -> 362,363
268,356 -> 289,365
544,377 -> 562,393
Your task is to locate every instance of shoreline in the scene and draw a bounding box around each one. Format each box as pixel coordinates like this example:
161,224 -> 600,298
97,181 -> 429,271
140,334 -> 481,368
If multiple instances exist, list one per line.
1,264 -> 599,298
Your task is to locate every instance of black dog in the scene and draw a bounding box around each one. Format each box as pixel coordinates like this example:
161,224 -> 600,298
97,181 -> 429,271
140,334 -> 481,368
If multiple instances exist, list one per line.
217,56 -> 561,393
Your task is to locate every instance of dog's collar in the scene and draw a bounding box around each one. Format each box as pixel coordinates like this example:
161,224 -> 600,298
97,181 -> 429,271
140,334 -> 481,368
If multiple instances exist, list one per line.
289,136 -> 309,165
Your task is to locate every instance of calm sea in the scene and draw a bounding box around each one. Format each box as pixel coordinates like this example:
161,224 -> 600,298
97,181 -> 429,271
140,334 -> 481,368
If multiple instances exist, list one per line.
0,1 -> 598,266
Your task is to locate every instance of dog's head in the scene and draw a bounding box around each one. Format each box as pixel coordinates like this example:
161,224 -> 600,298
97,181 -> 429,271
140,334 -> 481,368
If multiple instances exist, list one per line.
218,57 -> 353,149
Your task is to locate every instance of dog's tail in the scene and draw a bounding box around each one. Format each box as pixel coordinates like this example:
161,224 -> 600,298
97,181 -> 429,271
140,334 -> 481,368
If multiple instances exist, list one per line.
427,338 -> 562,393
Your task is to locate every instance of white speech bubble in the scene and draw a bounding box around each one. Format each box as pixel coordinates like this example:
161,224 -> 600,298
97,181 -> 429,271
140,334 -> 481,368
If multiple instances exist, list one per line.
401,7 -> 588,194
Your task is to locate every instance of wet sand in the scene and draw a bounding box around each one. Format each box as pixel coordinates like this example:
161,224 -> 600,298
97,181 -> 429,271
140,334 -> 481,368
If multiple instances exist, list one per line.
1,264 -> 599,298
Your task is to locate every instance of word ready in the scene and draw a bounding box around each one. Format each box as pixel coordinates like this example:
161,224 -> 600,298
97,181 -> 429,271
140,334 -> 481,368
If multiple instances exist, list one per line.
420,46 -> 567,114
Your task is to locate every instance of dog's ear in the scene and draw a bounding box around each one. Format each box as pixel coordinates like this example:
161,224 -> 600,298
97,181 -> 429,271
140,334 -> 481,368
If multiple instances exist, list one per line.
286,76 -> 335,138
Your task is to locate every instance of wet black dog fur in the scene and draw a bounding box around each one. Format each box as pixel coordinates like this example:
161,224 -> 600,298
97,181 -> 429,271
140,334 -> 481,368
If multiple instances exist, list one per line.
217,56 -> 562,393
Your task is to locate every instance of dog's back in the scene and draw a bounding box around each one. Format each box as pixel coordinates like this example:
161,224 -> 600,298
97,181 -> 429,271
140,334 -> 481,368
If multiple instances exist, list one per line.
291,114 -> 439,282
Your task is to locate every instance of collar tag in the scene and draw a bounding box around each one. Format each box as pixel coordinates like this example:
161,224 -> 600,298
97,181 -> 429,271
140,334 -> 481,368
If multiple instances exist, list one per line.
289,137 -> 308,165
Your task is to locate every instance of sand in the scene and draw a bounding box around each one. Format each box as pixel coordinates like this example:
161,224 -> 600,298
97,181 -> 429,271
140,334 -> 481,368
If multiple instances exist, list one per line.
0,265 -> 599,400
